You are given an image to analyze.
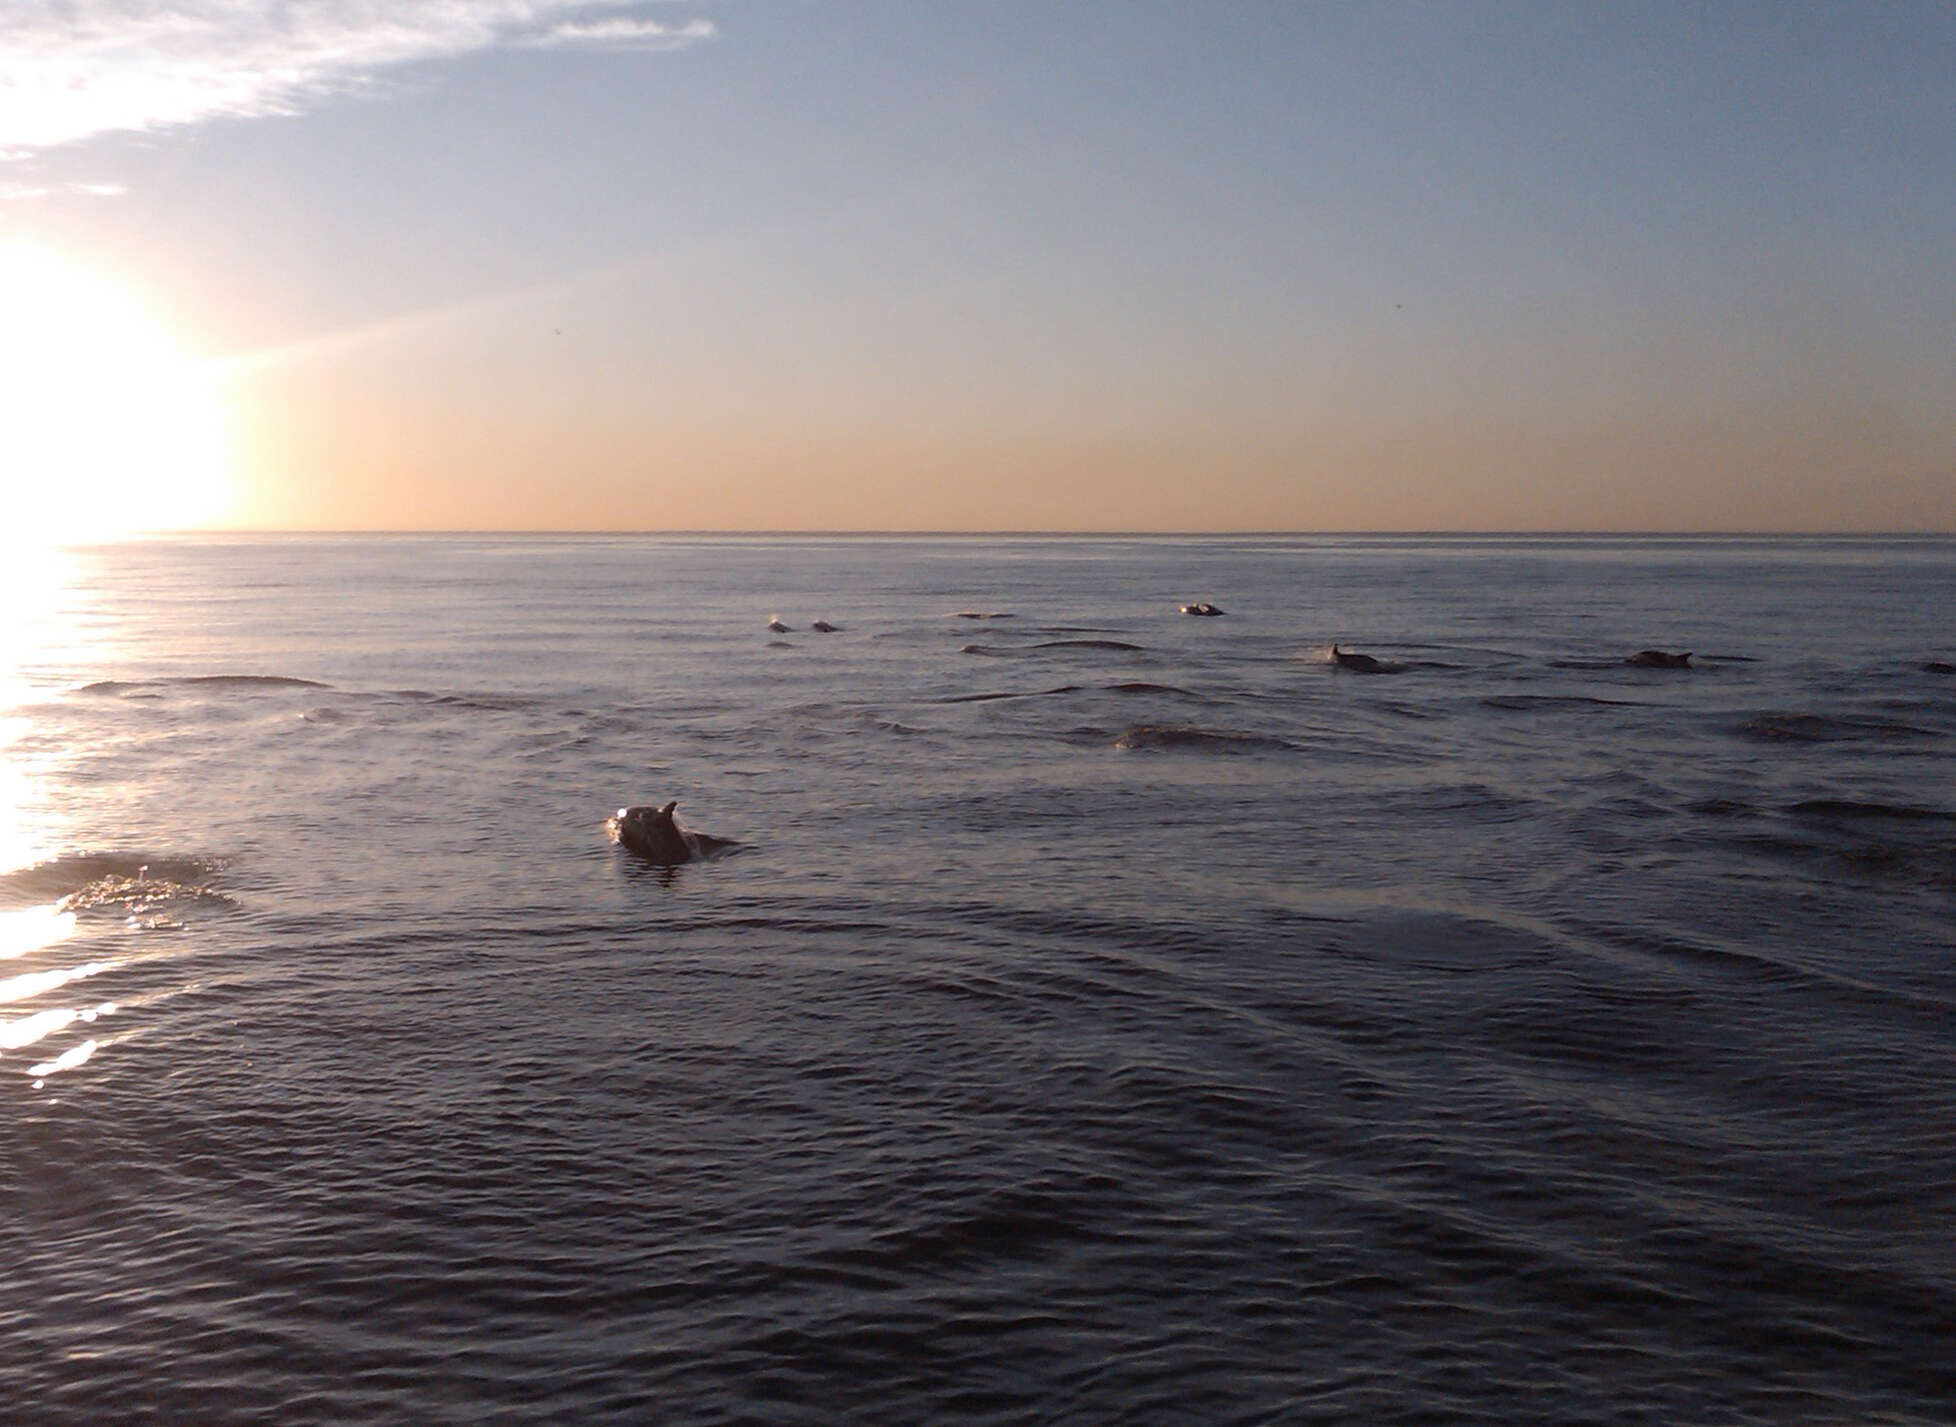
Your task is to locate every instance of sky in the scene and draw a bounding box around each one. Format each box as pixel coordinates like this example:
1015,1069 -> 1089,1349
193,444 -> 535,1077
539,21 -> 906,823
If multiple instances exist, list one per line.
0,0 -> 1952,534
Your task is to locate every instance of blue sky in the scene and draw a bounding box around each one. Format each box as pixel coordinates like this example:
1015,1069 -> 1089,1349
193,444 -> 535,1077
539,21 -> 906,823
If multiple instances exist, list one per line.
2,1 -> 1952,530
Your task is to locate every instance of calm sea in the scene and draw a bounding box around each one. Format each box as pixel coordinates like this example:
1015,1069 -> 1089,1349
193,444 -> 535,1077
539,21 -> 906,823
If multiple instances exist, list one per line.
4,535 -> 1953,1424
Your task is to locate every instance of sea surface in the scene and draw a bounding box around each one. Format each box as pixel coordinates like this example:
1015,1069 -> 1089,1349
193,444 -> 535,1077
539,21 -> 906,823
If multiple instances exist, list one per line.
3,534 -> 1953,1425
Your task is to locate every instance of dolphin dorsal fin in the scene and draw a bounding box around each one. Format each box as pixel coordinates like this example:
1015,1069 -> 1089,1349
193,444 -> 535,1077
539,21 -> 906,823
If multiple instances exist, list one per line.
658,801 -> 678,820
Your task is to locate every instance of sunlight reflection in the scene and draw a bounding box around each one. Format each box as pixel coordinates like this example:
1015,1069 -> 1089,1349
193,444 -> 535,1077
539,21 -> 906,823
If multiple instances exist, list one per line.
0,542 -> 97,877
0,905 -> 77,960
0,542 -> 67,713
0,959 -> 116,1004
3,998 -> 117,1054
1,1005 -> 77,1051
29,1038 -> 98,1078
0,722 -> 61,879
0,766 -> 40,879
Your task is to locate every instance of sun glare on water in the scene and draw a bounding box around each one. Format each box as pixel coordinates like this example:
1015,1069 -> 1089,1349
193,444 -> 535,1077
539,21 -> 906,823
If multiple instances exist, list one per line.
0,243 -> 231,545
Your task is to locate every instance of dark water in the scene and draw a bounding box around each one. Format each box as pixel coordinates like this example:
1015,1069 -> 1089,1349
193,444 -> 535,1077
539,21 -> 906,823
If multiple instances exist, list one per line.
3,535 -> 1953,1424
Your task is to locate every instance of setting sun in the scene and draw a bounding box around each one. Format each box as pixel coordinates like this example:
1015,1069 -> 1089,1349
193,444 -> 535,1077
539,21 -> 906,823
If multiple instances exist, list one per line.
0,243 -> 231,543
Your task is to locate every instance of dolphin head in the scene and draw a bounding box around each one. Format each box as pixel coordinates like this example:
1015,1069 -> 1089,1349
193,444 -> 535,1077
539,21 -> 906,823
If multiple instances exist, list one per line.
612,800 -> 695,864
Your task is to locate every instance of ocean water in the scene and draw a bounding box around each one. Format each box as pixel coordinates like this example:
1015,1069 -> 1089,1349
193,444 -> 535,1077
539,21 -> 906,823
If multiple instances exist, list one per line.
3,534 -> 1953,1425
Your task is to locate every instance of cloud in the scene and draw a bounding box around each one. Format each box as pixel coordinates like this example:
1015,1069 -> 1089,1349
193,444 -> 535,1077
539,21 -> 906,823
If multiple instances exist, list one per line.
0,3 -> 717,156
525,17 -> 716,49
0,180 -> 129,201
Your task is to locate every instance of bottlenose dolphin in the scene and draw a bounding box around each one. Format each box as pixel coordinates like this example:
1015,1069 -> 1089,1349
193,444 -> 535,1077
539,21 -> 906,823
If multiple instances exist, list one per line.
608,802 -> 734,865
1180,602 -> 1226,617
810,620 -> 841,633
766,617 -> 793,634
1331,644 -> 1390,673
1626,649 -> 1692,668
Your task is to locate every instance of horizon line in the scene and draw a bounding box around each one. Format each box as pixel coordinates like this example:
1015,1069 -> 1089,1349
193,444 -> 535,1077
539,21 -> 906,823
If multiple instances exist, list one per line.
112,527 -> 1956,540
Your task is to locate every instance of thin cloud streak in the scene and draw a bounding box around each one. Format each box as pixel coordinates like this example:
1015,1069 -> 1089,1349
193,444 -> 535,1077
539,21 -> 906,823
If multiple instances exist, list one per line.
0,2 -> 717,155
0,180 -> 129,201
525,18 -> 716,49
216,246 -> 655,374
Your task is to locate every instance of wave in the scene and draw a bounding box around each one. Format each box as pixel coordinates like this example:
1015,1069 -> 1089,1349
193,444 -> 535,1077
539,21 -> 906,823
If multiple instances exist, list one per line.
76,678 -> 568,718
952,611 -> 1015,620
383,689 -> 547,712
1703,800 -> 1956,887
1723,830 -> 1956,889
1387,783 -> 1540,821
80,674 -> 329,695
1688,798 -> 1758,817
1738,712 -> 1944,744
1481,694 -> 1643,711
1547,655 -> 1748,670
962,639 -> 1146,657
1377,700 -> 1442,721
1108,681 -> 1205,699
826,1181 -> 1117,1274
1,852 -> 235,919
60,874 -> 237,919
2,852 -> 226,901
1787,799 -> 1956,823
937,685 -> 1081,704
1113,724 -> 1295,753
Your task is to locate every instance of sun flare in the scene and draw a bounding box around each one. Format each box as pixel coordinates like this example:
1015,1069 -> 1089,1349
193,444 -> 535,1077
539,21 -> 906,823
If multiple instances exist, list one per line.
0,243 -> 232,544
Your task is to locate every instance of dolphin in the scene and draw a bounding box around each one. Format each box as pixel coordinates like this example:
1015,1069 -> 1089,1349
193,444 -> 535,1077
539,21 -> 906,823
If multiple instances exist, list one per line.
1626,649 -> 1692,668
810,619 -> 841,633
1331,644 -> 1391,673
766,617 -> 793,633
1180,602 -> 1226,617
608,801 -> 734,865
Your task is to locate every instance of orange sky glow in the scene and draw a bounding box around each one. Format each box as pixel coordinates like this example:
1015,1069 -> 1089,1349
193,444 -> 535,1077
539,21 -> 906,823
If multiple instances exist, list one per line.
2,4 -> 1951,536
